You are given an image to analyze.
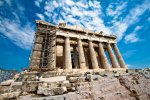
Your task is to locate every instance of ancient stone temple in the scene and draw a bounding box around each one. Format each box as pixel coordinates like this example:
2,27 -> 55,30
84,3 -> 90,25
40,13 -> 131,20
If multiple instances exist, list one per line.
29,20 -> 127,72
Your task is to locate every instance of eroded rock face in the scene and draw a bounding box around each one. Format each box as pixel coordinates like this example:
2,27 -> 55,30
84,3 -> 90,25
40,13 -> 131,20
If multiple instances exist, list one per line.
22,81 -> 39,93
0,69 -> 150,100
37,82 -> 67,96
0,91 -> 21,100
0,79 -> 14,86
119,75 -> 150,100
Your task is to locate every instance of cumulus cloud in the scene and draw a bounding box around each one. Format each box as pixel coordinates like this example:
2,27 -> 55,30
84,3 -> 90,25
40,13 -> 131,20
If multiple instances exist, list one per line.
43,0 -> 112,35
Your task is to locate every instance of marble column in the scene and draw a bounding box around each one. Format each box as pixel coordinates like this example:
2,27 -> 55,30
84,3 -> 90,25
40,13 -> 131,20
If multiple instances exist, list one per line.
73,47 -> 78,69
113,44 -> 127,68
78,39 -> 87,70
98,42 -> 110,69
107,43 -> 119,68
64,37 -> 72,70
89,40 -> 99,69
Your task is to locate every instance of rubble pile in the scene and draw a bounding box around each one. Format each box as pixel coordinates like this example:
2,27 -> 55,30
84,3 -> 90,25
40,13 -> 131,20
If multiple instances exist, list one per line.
0,68 -> 150,100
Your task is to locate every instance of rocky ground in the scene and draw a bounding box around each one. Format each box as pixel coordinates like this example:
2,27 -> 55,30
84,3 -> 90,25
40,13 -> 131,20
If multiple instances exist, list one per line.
0,68 -> 150,100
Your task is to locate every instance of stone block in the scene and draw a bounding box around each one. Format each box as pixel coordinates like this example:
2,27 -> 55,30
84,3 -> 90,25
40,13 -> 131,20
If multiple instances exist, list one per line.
37,86 -> 67,96
11,82 -> 22,86
39,76 -> 66,82
69,77 -> 78,83
22,81 -> 39,93
0,79 -> 14,86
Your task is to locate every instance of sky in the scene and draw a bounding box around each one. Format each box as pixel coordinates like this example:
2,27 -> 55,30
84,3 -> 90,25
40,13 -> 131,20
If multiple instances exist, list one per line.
0,0 -> 150,71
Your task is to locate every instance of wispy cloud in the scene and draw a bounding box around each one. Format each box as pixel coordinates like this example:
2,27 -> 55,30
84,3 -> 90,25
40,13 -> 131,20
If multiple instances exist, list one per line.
36,13 -> 45,20
109,0 -> 149,41
0,0 -> 34,50
125,26 -> 142,43
122,50 -> 137,58
37,0 -> 149,42
0,19 -> 34,49
125,33 -> 139,43
34,0 -> 42,7
107,1 -> 127,19
42,0 -> 112,35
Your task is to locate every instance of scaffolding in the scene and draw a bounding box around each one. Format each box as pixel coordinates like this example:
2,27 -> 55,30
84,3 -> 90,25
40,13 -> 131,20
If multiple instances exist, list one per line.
30,23 -> 57,70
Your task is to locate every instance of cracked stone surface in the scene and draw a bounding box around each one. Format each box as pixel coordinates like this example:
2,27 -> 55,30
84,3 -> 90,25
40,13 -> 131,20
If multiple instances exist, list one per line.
0,69 -> 150,100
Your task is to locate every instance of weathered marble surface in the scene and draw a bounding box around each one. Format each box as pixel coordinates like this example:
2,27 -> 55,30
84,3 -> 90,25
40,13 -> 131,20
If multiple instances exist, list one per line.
0,68 -> 150,100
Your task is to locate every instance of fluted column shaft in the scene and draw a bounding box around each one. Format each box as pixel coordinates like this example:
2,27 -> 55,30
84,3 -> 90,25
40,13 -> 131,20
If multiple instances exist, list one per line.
89,40 -> 99,69
78,39 -> 86,70
98,42 -> 110,69
64,37 -> 72,70
107,43 -> 119,68
113,44 -> 127,68
73,47 -> 78,69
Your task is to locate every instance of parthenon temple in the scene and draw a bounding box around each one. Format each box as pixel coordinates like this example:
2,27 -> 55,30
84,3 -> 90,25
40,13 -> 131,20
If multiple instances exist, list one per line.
29,20 -> 127,72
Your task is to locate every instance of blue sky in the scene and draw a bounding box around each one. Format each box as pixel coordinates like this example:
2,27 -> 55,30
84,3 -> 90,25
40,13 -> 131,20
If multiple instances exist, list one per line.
0,0 -> 150,71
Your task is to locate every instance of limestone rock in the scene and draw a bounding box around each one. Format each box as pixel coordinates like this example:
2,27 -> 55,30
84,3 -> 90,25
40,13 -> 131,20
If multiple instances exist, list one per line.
119,75 -> 150,100
11,82 -> 22,92
0,91 -> 21,100
39,76 -> 66,82
37,86 -> 67,96
0,79 -> 14,86
22,81 -> 39,93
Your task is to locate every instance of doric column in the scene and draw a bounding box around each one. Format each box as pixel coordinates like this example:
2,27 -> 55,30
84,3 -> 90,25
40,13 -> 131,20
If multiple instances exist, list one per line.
89,40 -> 99,69
107,43 -> 119,68
98,42 -> 110,69
113,44 -> 127,68
73,47 -> 78,69
78,39 -> 86,70
64,37 -> 72,70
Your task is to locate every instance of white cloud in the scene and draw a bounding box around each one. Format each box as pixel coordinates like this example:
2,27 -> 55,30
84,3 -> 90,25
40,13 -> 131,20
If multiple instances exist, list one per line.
124,25 -> 142,43
107,1 -> 127,18
109,0 -> 149,41
0,19 -> 34,50
36,13 -> 45,20
125,33 -> 139,43
43,0 -> 111,34
34,0 -> 42,7
0,0 -> 34,50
